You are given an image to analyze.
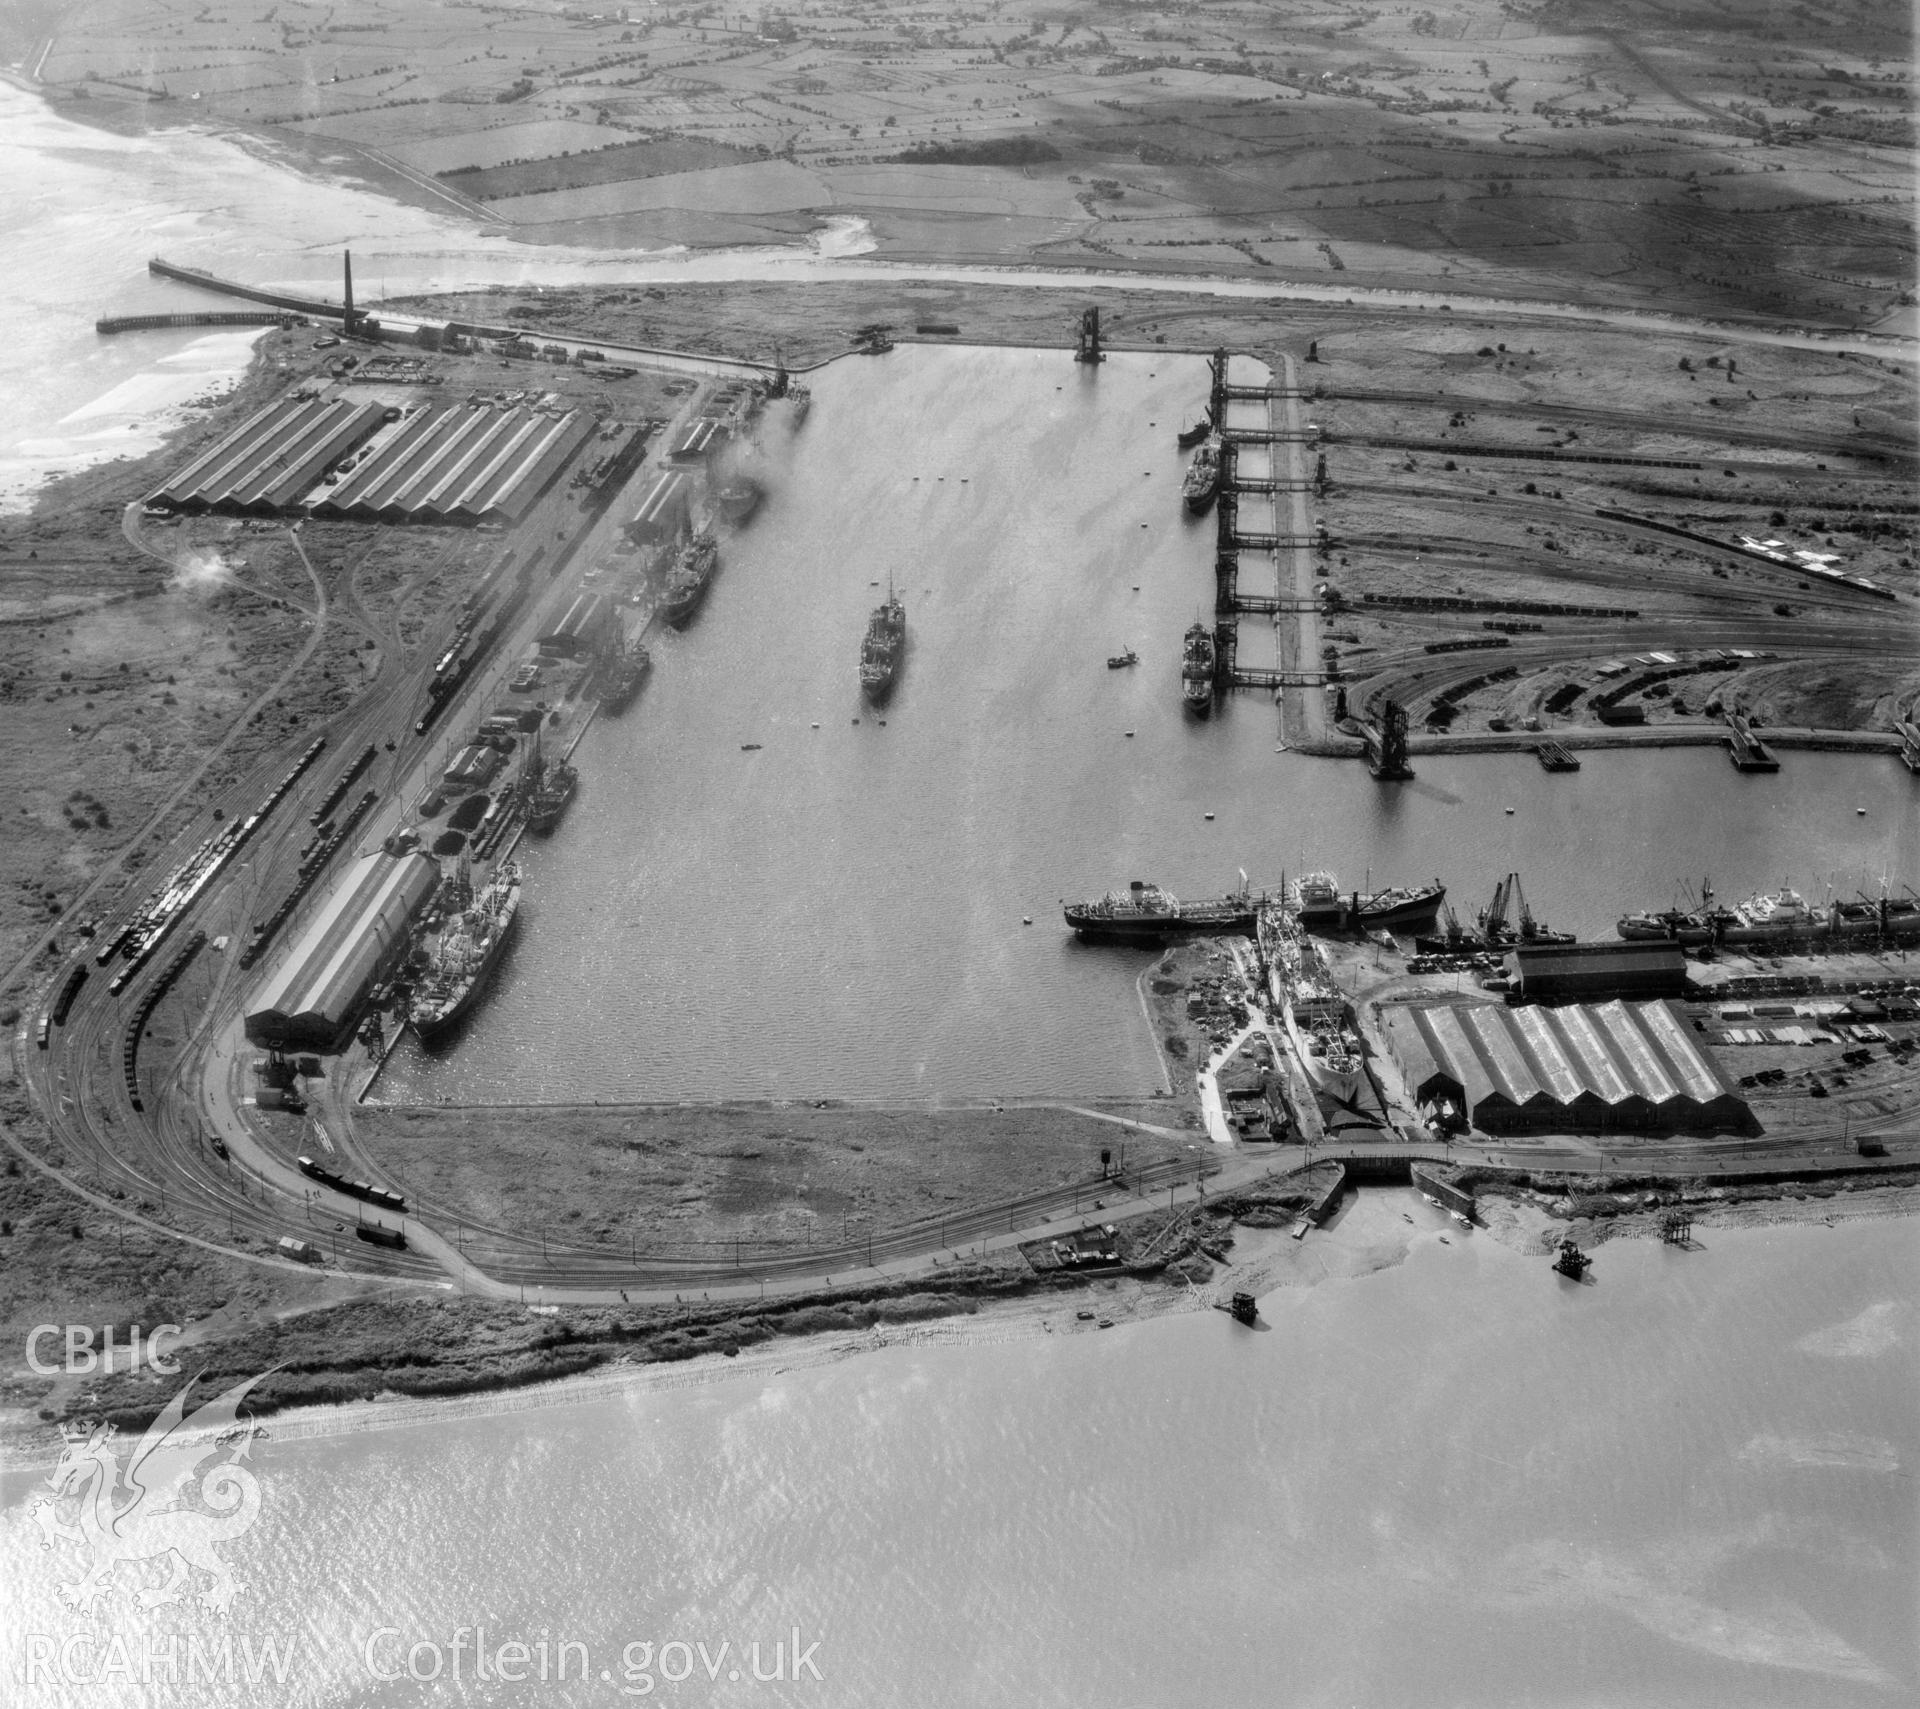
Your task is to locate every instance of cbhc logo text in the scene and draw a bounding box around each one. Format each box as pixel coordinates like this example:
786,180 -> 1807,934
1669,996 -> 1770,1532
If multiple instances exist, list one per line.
26,1326 -> 185,1375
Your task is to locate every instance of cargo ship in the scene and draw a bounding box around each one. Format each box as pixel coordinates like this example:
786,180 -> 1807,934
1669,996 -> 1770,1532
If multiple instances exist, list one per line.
660,530 -> 718,628
1182,436 -> 1223,514
1616,880 -> 1920,949
1414,874 -> 1565,953
1064,878 -> 1262,942
859,582 -> 906,703
1182,623 -> 1215,716
598,642 -> 650,714
1259,904 -> 1365,1104
1293,871 -> 1445,933
527,759 -> 576,835
408,861 -> 520,1046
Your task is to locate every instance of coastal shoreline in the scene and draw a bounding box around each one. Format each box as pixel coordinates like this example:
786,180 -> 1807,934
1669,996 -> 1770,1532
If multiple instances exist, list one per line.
5,1170 -> 1911,1466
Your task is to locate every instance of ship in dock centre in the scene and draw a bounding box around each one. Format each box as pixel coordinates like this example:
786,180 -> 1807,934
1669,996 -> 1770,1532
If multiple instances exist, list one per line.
860,580 -> 906,704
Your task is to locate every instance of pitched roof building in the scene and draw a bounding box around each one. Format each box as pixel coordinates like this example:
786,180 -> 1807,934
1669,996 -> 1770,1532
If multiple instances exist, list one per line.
1384,999 -> 1752,1135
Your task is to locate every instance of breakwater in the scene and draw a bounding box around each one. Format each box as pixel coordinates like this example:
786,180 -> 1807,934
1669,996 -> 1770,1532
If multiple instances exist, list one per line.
96,310 -> 291,335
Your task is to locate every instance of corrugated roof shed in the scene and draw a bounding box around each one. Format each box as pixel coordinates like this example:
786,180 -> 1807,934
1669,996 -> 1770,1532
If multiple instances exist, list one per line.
245,852 -> 439,1049
627,470 -> 689,541
668,418 -> 724,462
301,404 -> 597,524
1385,1000 -> 1749,1134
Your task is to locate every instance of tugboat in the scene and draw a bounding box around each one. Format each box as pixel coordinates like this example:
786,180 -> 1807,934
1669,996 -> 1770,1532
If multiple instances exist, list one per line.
1177,416 -> 1213,450
1064,877 -> 1261,941
1182,435 -> 1223,514
1182,623 -> 1215,717
1294,871 -> 1446,933
598,642 -> 650,714
1552,1238 -> 1592,1281
409,861 -> 521,1046
1224,1292 -> 1259,1325
859,579 -> 906,704
1107,647 -> 1138,669
660,530 -> 718,628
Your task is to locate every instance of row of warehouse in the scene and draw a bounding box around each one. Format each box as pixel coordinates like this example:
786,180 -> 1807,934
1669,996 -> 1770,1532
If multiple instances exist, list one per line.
146,389 -> 601,525
311,404 -> 599,525
1385,998 -> 1753,1135
245,852 -> 439,1049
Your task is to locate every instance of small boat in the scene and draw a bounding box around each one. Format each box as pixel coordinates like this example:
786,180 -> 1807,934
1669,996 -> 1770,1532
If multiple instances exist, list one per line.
740,743 -> 762,752
1107,648 -> 1138,669
1176,417 -> 1212,449
1552,1238 -> 1592,1281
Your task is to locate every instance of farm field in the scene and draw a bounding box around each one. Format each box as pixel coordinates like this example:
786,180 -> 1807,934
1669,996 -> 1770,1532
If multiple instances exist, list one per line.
7,0 -> 1910,328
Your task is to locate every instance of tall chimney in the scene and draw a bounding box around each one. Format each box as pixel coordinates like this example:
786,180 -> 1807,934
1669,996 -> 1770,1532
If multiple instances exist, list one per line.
343,249 -> 355,337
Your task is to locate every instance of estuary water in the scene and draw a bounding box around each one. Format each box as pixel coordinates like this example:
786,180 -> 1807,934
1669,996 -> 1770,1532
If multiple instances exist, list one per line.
4,1205 -> 1915,1706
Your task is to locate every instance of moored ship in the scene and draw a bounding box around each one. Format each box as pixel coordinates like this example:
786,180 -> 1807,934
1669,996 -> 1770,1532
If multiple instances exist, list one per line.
527,760 -> 576,835
409,861 -> 521,1046
859,583 -> 906,703
1065,878 -> 1260,942
660,530 -> 718,628
1182,435 -> 1223,514
1294,870 -> 1445,933
1616,880 -> 1920,949
1182,623 -> 1215,716
598,642 -> 650,714
1259,903 -> 1365,1105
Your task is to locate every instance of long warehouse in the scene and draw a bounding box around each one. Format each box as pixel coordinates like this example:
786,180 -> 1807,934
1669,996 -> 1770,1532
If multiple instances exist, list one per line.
309,403 -> 598,525
145,390 -> 598,525
1384,999 -> 1753,1135
245,851 -> 439,1050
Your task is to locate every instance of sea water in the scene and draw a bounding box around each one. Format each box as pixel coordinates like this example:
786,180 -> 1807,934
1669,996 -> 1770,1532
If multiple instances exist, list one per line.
3,1208 -> 1913,1706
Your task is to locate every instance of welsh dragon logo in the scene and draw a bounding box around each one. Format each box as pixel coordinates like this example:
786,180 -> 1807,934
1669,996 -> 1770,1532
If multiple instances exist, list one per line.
30,1372 -> 270,1616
